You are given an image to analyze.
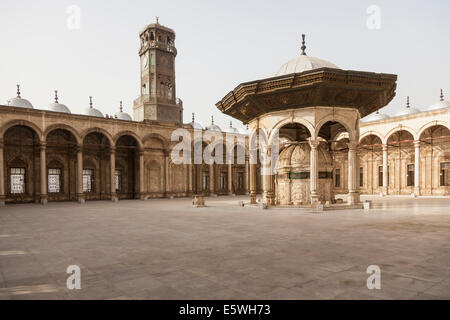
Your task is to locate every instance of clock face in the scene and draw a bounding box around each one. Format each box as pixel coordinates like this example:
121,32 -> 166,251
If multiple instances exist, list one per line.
142,55 -> 148,69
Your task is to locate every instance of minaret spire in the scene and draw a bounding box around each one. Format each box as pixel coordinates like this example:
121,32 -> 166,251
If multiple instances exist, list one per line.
16,84 -> 21,98
54,90 -> 59,103
300,34 -> 307,56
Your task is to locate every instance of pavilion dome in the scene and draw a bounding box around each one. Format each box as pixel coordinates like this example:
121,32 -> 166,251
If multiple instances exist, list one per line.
7,85 -> 34,109
188,113 -> 203,130
46,91 -> 71,113
114,101 -> 132,121
426,89 -> 450,111
83,97 -> 104,118
273,35 -> 339,77
395,96 -> 421,117
205,116 -> 222,132
361,110 -> 390,123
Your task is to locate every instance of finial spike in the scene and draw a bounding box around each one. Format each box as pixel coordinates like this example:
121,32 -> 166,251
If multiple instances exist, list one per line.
156,16 -> 159,24
406,96 -> 410,108
211,116 -> 214,125
192,112 -> 195,122
120,101 -> 123,112
440,89 -> 444,101
229,121 -> 232,128
89,96 -> 93,108
54,90 -> 59,103
16,84 -> 21,98
246,124 -> 249,130
300,34 -> 307,55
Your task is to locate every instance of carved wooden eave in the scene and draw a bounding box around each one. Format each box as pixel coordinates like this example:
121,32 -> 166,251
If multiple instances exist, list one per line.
216,67 -> 397,123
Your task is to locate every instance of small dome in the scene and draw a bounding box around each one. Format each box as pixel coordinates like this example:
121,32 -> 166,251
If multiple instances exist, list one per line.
7,85 -> 34,109
361,110 -> 390,123
205,116 -> 222,132
46,91 -> 70,113
395,96 -> 421,117
114,101 -> 132,121
188,113 -> 203,130
83,96 -> 104,118
426,89 -> 450,111
228,121 -> 240,134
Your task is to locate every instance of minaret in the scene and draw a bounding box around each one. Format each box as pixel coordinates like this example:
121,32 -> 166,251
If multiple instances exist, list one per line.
133,18 -> 183,123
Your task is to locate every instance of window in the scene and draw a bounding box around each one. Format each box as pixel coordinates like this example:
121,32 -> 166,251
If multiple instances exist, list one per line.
115,170 -> 122,191
10,168 -> 25,194
335,169 -> 341,188
48,168 -> 61,193
220,172 -> 227,190
237,172 -> 244,190
407,164 -> 415,187
441,162 -> 450,186
202,172 -> 209,191
378,166 -> 383,187
359,167 -> 364,187
83,169 -> 93,193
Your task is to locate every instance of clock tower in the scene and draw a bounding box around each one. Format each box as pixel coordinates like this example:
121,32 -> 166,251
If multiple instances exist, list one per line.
133,19 -> 183,123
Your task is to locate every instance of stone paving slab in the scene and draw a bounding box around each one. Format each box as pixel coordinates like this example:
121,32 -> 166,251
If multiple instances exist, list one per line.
0,195 -> 449,300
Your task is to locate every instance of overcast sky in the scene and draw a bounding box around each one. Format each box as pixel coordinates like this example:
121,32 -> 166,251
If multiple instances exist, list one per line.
0,0 -> 449,131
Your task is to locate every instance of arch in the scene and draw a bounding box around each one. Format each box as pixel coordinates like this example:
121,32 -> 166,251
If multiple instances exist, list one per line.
359,130 -> 384,142
142,133 -> 169,150
417,121 -> 450,140
81,127 -> 114,146
268,118 -> 314,146
383,126 -> 416,144
314,116 -> 357,141
44,124 -> 82,145
1,119 -> 43,141
113,130 -> 143,150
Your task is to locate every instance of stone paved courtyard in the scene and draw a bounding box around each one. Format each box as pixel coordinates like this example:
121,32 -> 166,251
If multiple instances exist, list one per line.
0,195 -> 450,300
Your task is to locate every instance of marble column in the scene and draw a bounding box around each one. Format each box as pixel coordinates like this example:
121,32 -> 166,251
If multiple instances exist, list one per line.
164,153 -> 170,197
76,145 -> 84,204
110,147 -> 117,202
228,163 -> 233,195
414,140 -> 421,196
347,141 -> 360,205
0,141 -> 5,206
244,156 -> 249,194
262,146 -> 274,205
249,157 -> 257,204
139,150 -> 145,200
40,143 -> 48,205
309,139 -> 320,205
209,164 -> 215,196
382,144 -> 388,195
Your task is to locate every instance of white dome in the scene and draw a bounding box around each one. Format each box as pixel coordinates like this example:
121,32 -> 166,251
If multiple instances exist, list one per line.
47,103 -> 71,114
115,112 -> 132,121
273,55 -> 340,77
206,116 -> 222,132
427,90 -> 450,111
395,97 -> 421,117
228,122 -> 240,134
7,97 -> 34,109
189,121 -> 203,130
84,107 -> 104,118
361,111 -> 390,123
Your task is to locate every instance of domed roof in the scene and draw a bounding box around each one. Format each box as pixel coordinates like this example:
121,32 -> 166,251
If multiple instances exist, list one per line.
83,96 -> 104,118
205,116 -> 222,132
228,121 -> 240,134
273,35 -> 339,77
188,113 -> 203,130
361,110 -> 390,123
47,91 -> 71,114
395,96 -> 421,117
7,85 -> 34,109
426,89 -> 450,111
114,101 -> 132,121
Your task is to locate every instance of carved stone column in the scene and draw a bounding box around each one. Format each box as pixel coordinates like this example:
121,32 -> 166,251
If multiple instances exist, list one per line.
309,139 -> 320,205
347,141 -> 360,205
139,150 -> 145,200
40,143 -> 48,205
76,145 -> 84,204
382,144 -> 388,195
209,163 -> 215,196
0,141 -> 5,206
414,140 -> 421,196
110,147 -> 117,202
228,163 -> 233,195
262,146 -> 274,205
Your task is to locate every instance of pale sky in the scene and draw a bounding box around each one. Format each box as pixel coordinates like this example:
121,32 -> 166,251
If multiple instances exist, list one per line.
0,0 -> 449,132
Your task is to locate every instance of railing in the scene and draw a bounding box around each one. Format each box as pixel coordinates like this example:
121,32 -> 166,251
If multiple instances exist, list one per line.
140,41 -> 176,53
133,95 -> 182,106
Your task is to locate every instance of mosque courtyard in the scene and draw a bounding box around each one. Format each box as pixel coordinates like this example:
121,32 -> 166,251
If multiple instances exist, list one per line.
0,196 -> 449,300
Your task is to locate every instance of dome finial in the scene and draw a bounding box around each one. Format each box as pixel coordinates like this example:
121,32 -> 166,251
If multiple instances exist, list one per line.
406,96 -> 410,108
16,84 -> 21,98
192,112 -> 195,122
440,89 -> 444,102
301,34 -> 307,56
120,101 -> 123,112
89,96 -> 93,109
156,16 -> 159,24
246,124 -> 249,130
54,90 -> 59,103
211,116 -> 214,125
229,121 -> 233,128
